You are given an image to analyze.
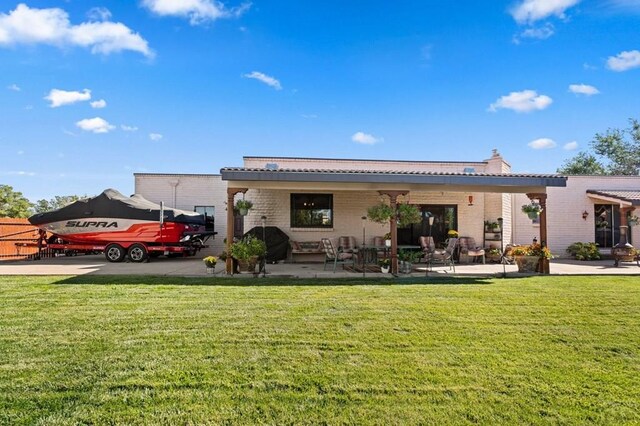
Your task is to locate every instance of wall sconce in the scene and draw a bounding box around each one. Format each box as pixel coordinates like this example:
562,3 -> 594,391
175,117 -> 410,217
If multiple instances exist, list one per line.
468,195 -> 474,206
582,210 -> 589,220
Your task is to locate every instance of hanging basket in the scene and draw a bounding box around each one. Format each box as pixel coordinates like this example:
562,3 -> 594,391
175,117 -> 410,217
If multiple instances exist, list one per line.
527,212 -> 540,220
238,208 -> 249,216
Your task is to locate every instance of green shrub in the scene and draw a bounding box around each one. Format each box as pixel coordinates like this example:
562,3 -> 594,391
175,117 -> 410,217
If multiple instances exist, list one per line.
566,242 -> 601,261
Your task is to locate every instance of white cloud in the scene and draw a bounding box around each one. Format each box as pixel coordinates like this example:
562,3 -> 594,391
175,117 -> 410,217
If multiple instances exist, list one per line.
513,23 -> 555,43
351,131 -> 383,145
3,170 -> 36,176
569,83 -> 600,95
149,133 -> 163,141
563,141 -> 579,150
45,88 -> 91,108
142,0 -> 251,25
87,7 -> 112,22
90,99 -> 107,109
0,4 -> 153,58
243,71 -> 282,90
17,150 -> 24,155
44,89 -> 91,108
488,90 -> 553,113
510,0 -> 581,24
121,124 -> 138,132
606,50 -> 640,72
76,117 -> 115,133
7,83 -> 20,91
528,137 -> 557,149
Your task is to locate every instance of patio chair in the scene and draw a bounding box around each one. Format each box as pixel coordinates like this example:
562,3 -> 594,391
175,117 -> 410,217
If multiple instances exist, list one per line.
338,236 -> 358,254
419,236 -> 436,260
458,237 -> 485,264
322,238 -> 356,272
372,236 -> 387,258
428,237 -> 458,272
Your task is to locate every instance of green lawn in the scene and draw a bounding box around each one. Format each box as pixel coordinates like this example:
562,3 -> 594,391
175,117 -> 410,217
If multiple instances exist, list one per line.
1,275 -> 639,425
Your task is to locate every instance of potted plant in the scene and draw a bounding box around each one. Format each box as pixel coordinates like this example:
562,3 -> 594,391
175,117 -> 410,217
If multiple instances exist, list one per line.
203,255 -> 218,273
398,249 -> 421,274
235,199 -> 254,216
486,247 -> 502,262
367,203 -> 394,224
447,229 -> 459,239
521,203 -> 542,220
596,219 -> 609,229
378,258 -> 390,273
629,215 -> 639,226
511,243 -> 553,273
229,235 -> 266,272
383,232 -> 392,247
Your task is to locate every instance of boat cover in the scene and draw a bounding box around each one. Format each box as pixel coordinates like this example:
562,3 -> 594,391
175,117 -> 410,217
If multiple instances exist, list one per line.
29,189 -> 205,226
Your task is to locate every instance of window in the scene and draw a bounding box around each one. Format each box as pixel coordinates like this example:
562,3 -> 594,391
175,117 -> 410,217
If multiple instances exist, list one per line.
194,206 -> 215,217
291,194 -> 333,228
195,206 -> 215,231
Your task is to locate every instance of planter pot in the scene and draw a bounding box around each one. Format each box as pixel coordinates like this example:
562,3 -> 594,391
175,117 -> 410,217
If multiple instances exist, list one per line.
380,266 -> 390,274
492,226 -> 501,233
487,254 -> 502,263
514,255 -> 540,273
205,262 -> 216,274
238,208 -> 249,216
399,261 -> 413,274
526,212 -> 540,220
236,256 -> 258,273
385,239 -> 391,247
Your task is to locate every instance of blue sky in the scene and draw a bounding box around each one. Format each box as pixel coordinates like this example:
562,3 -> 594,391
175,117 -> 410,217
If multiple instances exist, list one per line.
1,0 -> 640,202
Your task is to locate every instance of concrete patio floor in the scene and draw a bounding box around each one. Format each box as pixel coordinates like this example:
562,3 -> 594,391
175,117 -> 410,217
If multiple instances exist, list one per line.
0,254 -> 639,278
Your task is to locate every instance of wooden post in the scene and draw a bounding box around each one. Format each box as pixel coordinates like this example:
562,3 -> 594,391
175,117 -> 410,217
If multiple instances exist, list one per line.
527,192 -> 549,274
226,187 -> 247,275
378,190 -> 408,275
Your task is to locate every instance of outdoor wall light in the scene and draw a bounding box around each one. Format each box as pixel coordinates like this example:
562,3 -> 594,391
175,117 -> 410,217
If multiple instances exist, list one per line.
468,195 -> 474,206
582,210 -> 589,220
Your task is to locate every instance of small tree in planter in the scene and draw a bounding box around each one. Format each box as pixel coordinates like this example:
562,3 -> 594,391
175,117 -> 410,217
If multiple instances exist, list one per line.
367,203 -> 422,227
235,199 -> 254,216
229,235 -> 266,272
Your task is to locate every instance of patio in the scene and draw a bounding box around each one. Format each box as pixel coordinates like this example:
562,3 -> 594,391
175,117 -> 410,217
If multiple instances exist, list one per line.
1,255 -> 638,277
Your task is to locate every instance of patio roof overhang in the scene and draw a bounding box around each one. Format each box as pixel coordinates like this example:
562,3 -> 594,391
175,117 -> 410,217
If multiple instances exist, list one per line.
587,189 -> 640,207
220,168 -> 567,193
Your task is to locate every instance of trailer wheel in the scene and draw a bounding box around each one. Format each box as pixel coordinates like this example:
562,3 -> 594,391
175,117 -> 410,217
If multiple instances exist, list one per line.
105,244 -> 126,263
128,244 -> 148,263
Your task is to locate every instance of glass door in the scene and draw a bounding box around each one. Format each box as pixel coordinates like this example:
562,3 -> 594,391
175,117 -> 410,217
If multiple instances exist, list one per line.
594,204 -> 625,247
398,205 -> 457,246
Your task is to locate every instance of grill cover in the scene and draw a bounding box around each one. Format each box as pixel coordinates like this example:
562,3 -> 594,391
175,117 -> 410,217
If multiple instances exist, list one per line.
244,226 -> 290,262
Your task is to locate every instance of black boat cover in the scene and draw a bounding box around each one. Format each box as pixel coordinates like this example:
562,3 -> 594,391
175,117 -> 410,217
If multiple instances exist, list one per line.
29,188 -> 205,226
244,226 -> 290,263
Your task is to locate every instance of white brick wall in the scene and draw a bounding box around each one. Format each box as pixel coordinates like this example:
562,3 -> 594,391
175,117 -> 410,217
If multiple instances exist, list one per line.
134,174 -> 227,255
513,176 -> 640,256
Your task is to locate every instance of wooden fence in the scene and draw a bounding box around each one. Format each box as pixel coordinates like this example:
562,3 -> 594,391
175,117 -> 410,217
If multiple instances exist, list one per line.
0,218 -> 46,261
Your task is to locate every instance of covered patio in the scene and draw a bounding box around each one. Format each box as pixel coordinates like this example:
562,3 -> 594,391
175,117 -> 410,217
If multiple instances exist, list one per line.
221,167 -> 567,275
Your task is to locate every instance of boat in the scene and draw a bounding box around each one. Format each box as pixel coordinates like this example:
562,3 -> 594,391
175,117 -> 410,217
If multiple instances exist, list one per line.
28,189 -> 215,262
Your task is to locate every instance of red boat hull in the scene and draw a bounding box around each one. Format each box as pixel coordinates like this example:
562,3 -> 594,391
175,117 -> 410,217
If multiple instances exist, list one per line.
39,218 -> 190,245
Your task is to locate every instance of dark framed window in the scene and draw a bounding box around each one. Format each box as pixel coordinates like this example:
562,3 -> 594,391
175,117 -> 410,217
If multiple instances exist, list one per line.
290,194 -> 333,228
194,206 -> 215,217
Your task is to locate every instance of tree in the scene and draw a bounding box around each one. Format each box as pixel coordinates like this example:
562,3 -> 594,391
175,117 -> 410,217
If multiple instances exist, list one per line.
557,152 -> 606,175
0,184 -> 33,218
34,195 -> 84,213
558,119 -> 640,175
